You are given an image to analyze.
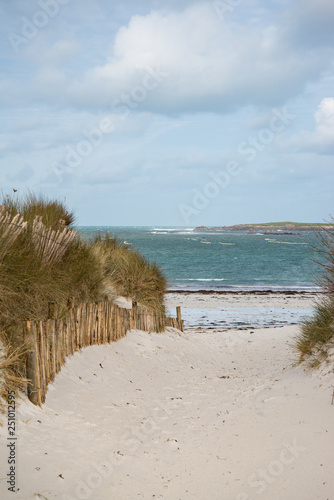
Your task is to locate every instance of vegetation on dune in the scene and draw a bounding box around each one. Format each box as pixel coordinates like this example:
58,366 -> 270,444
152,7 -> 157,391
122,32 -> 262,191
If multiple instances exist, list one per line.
0,193 -> 167,409
3,192 -> 75,227
92,235 -> 167,312
0,334 -> 28,407
296,221 -> 334,367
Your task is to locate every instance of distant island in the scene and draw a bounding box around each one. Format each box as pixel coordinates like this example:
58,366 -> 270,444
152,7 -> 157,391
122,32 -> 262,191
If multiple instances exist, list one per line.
194,222 -> 334,232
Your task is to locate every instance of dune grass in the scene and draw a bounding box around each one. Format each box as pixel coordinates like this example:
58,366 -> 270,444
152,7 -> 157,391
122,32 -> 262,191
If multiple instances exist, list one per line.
296,302 -> 334,367
295,221 -> 334,367
0,193 -> 167,407
3,192 -> 75,227
92,234 -> 167,312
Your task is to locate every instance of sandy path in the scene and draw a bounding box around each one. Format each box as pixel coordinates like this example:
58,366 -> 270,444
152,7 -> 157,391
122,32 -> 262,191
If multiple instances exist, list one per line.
1,324 -> 333,500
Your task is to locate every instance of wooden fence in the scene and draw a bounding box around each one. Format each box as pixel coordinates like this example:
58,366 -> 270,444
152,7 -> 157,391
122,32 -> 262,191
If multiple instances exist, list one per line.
25,300 -> 184,406
0,206 -> 77,265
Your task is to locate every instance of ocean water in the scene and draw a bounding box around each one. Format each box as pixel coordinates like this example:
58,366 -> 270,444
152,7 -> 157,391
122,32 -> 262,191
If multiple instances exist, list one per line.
77,226 -> 322,292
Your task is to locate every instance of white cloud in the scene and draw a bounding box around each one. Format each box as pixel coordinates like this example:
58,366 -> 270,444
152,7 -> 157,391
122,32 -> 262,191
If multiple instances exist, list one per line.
315,97 -> 334,133
289,97 -> 334,154
63,4 -> 332,113
2,2 -> 331,115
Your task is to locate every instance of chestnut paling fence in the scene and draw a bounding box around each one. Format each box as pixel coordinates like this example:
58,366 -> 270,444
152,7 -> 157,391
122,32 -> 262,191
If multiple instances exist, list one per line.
0,206 -> 77,265
25,300 -> 184,406
0,208 -> 184,405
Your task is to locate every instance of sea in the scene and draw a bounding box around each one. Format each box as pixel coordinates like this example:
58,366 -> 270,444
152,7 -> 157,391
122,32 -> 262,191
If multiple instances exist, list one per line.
77,226 -> 322,328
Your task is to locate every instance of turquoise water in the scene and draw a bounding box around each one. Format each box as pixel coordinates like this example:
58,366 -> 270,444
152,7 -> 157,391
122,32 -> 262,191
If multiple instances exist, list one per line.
77,226 -> 322,292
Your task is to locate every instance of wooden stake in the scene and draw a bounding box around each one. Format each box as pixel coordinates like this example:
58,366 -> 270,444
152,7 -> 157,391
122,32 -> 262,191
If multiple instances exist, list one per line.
48,302 -> 58,320
34,325 -> 43,407
67,296 -> 75,310
25,321 -> 39,406
176,306 -> 182,324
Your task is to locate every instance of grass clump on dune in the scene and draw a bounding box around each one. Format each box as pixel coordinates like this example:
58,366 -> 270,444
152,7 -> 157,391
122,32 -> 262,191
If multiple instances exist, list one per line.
92,234 -> 167,312
3,192 -> 75,227
296,304 -> 334,367
296,221 -> 334,367
0,192 -> 167,406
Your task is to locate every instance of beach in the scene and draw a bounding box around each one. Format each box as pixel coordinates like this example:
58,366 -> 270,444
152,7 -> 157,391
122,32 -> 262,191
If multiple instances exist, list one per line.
166,291 -> 319,330
166,290 -> 318,312
0,291 -> 333,499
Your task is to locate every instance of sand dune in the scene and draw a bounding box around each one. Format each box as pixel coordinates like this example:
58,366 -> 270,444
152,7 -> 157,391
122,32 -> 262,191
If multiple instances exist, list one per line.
1,313 -> 333,499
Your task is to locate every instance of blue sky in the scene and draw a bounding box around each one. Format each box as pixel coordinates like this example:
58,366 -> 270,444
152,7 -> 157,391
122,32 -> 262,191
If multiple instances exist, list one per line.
0,0 -> 333,226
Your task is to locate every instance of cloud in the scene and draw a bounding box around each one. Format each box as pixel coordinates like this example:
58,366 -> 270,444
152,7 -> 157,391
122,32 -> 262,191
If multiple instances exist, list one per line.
2,2 -> 333,116
288,97 -> 334,154
60,4 -> 334,113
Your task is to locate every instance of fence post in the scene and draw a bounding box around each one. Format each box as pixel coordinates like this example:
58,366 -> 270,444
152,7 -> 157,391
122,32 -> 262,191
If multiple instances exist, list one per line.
67,296 -> 75,310
48,302 -> 58,320
25,320 -> 39,406
132,301 -> 137,330
176,306 -> 182,325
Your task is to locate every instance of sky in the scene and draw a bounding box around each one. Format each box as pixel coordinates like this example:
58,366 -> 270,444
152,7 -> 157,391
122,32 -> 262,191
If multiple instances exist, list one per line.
0,0 -> 333,226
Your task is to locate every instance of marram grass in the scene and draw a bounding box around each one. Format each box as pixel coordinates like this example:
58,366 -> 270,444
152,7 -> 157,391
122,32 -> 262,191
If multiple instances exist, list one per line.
92,234 -> 167,312
3,192 -> 75,227
295,220 -> 334,367
296,301 -> 334,364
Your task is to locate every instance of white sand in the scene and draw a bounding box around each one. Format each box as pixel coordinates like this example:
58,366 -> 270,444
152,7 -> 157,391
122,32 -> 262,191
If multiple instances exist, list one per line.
1,294 -> 334,500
